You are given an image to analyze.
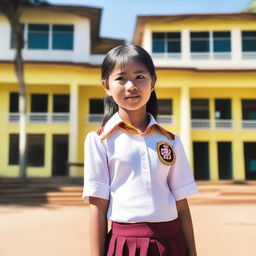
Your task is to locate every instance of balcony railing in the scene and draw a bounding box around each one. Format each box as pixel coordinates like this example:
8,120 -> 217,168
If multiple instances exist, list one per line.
192,119 -> 234,130
8,113 -> 70,123
151,53 -> 181,60
242,51 -> 256,59
88,114 -> 104,124
241,120 -> 256,129
157,115 -> 174,125
191,52 -> 231,60
192,119 -> 256,130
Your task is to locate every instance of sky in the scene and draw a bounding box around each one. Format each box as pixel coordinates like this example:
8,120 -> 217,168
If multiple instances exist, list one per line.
48,0 -> 252,42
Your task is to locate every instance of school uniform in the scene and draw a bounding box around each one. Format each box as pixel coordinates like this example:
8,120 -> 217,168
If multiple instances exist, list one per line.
82,112 -> 198,256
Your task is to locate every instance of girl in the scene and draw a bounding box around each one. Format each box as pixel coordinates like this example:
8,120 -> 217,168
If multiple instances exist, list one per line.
83,44 -> 198,256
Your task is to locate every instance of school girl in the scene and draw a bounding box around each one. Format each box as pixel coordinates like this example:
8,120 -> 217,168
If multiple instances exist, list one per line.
83,44 -> 198,256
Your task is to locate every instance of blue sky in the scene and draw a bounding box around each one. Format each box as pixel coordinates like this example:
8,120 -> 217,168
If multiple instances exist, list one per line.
48,0 -> 251,42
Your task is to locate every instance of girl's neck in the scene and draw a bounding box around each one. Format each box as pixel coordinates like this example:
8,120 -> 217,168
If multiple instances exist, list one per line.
118,108 -> 149,132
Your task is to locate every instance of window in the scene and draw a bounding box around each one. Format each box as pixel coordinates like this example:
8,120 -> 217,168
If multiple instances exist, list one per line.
53,94 -> 70,113
191,32 -> 209,54
157,99 -> 173,124
89,99 -> 104,123
191,99 -> 209,119
28,24 -> 49,49
152,32 -> 181,58
191,31 -> 231,59
31,94 -> 48,112
191,99 -> 210,129
213,31 -> 231,59
11,23 -> 74,50
242,99 -> 256,120
9,134 -> 45,167
242,31 -> 256,59
9,93 -> 19,112
52,25 -> 74,50
242,31 -> 256,52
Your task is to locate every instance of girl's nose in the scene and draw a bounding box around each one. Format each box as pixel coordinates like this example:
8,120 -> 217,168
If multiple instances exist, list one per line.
126,80 -> 137,90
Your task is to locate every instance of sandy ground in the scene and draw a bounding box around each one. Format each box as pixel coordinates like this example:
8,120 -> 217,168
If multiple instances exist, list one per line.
0,203 -> 255,256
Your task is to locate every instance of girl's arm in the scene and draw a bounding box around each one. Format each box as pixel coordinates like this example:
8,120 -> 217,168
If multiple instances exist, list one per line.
176,198 -> 197,256
89,196 -> 109,256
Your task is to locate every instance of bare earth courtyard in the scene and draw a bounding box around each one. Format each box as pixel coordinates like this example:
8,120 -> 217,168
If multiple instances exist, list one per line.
0,202 -> 255,256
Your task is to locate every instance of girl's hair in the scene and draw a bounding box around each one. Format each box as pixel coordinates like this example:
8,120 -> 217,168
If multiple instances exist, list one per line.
101,44 -> 158,126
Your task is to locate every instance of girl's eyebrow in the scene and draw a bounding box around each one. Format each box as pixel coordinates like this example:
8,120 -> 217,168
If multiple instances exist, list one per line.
116,70 -> 147,75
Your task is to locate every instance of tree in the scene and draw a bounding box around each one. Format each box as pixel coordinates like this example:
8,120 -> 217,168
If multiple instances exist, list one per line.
0,0 -> 47,178
248,0 -> 256,11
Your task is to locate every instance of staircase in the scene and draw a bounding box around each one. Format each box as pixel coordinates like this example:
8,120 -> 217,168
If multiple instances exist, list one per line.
0,177 -> 84,206
0,178 -> 256,206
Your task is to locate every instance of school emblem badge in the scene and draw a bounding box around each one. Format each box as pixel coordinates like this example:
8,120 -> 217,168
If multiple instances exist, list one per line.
157,141 -> 175,166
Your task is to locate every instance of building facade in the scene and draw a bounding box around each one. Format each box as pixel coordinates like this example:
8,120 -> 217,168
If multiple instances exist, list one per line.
0,5 -> 123,178
0,5 -> 256,181
133,12 -> 256,181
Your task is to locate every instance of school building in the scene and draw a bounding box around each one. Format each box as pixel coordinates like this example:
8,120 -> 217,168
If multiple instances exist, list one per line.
0,5 -> 256,181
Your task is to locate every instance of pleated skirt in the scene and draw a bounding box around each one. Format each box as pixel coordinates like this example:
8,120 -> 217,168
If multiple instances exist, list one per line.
105,218 -> 188,256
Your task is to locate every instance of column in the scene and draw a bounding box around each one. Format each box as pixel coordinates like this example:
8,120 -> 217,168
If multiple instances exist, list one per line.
231,28 -> 242,61
181,29 -> 190,61
232,97 -> 242,130
180,86 -> 192,165
142,27 -> 152,53
68,83 -> 79,177
232,139 -> 245,181
210,140 -> 219,180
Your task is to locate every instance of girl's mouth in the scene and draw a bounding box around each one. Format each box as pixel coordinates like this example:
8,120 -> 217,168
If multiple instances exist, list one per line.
125,95 -> 140,99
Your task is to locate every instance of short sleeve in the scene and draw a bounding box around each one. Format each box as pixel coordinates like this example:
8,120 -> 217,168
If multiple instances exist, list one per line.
167,135 -> 198,201
82,131 -> 110,203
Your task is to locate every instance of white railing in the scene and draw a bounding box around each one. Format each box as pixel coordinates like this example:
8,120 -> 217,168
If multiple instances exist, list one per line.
87,114 -> 104,124
242,51 -> 256,59
215,120 -> 233,129
191,119 -> 211,129
8,113 -> 70,123
241,120 -> 256,129
152,53 -> 181,59
213,52 -> 231,60
157,115 -> 174,125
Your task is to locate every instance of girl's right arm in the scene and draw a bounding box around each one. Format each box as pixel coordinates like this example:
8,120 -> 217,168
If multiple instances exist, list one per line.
89,196 -> 109,256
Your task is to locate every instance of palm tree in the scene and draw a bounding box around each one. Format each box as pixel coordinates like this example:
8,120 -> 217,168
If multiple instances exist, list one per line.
0,0 -> 47,178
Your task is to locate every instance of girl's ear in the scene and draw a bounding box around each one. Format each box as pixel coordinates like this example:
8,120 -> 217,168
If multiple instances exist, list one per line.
101,80 -> 112,96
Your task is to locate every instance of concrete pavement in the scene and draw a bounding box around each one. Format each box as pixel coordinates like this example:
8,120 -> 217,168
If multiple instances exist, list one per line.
0,203 -> 256,256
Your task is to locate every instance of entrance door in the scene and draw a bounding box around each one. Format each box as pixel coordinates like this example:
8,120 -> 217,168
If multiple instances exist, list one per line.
52,135 -> 69,176
218,142 -> 232,180
193,142 -> 210,180
244,142 -> 256,180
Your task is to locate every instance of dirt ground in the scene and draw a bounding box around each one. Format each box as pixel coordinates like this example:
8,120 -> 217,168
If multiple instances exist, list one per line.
0,203 -> 255,256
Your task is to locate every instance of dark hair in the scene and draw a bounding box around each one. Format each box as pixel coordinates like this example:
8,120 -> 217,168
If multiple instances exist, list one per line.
101,44 -> 158,126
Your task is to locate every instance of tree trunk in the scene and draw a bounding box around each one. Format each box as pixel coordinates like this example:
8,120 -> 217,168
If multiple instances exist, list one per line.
5,4 -> 27,178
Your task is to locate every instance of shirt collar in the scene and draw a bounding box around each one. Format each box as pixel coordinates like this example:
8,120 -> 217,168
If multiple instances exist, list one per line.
98,112 -> 174,141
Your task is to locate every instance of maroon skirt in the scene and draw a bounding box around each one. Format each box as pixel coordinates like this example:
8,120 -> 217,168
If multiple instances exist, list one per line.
105,218 -> 188,256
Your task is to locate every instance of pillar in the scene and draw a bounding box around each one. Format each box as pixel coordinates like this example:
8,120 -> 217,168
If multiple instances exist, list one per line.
180,86 -> 192,165
68,83 -> 79,176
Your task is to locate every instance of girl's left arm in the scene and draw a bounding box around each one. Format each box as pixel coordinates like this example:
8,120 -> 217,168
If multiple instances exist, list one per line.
176,198 -> 197,256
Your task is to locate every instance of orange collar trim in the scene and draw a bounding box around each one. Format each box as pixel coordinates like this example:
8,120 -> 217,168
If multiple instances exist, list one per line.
98,122 -> 175,141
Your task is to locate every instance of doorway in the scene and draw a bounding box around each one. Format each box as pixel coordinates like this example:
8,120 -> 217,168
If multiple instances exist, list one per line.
193,142 -> 210,180
52,135 -> 69,176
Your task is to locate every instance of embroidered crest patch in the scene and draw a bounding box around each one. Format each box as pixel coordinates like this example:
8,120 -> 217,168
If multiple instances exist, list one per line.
157,141 -> 175,166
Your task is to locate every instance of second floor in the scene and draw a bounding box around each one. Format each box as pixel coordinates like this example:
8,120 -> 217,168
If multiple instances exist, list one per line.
134,12 -> 256,69
0,4 -> 123,65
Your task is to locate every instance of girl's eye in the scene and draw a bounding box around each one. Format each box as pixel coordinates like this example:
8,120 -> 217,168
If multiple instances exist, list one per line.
136,75 -> 145,79
116,77 -> 125,81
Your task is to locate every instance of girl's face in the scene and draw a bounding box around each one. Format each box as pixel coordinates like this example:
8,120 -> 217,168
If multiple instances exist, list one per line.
102,60 -> 155,113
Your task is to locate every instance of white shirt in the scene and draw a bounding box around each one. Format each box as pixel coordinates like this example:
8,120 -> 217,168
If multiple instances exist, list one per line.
82,112 -> 198,223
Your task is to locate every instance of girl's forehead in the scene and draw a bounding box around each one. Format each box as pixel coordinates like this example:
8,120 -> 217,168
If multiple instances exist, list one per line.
112,60 -> 148,74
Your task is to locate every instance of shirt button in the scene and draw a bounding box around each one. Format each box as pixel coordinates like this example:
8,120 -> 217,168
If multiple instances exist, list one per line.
141,151 -> 145,156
